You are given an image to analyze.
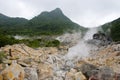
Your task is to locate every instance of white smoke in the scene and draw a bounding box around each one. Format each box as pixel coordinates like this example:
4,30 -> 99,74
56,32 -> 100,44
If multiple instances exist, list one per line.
65,28 -> 99,60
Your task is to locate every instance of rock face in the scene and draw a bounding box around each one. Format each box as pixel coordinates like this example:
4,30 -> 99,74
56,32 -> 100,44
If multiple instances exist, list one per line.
0,61 -> 24,80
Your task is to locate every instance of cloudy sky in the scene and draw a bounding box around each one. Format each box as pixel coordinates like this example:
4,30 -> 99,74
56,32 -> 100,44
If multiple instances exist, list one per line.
0,0 -> 120,27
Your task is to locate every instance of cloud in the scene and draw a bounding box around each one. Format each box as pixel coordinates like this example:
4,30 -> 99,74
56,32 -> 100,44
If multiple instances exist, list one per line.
0,0 -> 120,27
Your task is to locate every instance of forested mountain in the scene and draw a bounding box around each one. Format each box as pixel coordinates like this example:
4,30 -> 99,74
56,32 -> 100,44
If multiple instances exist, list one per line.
0,13 -> 28,35
0,8 -> 86,35
28,8 -> 86,35
0,13 -> 28,26
101,18 -> 120,41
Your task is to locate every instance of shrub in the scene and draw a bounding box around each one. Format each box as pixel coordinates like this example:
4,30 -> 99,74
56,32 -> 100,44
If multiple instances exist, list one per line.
0,34 -> 19,47
46,40 -> 60,47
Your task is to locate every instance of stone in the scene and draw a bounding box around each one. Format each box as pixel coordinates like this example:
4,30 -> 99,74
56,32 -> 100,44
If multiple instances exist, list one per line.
65,68 -> 77,80
75,72 -> 87,80
88,69 -> 100,80
0,61 -> 25,80
24,67 -> 38,80
37,63 -> 53,80
79,63 -> 98,79
65,69 -> 87,80
0,75 -> 3,80
9,56 -> 19,60
18,62 -> 30,67
2,59 -> 12,64
114,73 -> 120,80
99,66 -> 114,80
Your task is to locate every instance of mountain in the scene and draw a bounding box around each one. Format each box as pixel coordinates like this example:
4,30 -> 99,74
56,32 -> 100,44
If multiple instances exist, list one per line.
0,13 -> 28,35
28,8 -> 86,35
101,18 -> 120,41
0,13 -> 28,27
0,8 -> 86,35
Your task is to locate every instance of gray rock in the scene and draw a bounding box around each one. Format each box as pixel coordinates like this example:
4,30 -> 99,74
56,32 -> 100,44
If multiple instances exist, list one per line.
79,63 -> 98,79
99,66 -> 114,80
24,67 -> 38,80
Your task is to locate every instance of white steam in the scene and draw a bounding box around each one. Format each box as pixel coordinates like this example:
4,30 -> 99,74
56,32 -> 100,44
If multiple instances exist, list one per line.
83,28 -> 98,40
56,32 -> 82,47
65,28 -> 99,60
56,32 -> 82,43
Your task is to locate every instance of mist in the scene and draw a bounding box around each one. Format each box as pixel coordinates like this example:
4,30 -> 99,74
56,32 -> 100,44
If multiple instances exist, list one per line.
65,28 -> 99,60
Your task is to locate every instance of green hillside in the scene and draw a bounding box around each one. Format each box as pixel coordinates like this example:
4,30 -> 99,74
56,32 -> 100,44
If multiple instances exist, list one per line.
0,8 -> 86,36
27,8 -> 86,35
0,13 -> 28,35
101,18 -> 120,41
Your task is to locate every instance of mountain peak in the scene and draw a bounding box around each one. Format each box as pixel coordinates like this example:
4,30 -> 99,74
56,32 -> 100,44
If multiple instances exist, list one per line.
51,8 -> 63,14
54,8 -> 62,11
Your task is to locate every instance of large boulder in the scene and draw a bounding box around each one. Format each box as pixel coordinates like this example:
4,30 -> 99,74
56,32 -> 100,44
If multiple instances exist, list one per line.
99,66 -> 114,80
79,63 -> 98,79
88,66 -> 115,80
0,61 -> 25,80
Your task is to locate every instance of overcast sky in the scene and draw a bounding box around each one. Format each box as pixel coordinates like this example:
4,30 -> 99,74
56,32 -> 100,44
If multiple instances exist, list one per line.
0,0 -> 120,27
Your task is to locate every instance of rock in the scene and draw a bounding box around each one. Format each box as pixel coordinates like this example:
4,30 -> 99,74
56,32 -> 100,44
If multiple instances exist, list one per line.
0,61 -> 25,80
79,63 -> 98,79
99,66 -> 114,80
88,69 -> 100,80
0,75 -> 3,80
65,69 -> 87,80
54,70 -> 66,80
18,62 -> 30,67
24,67 -> 38,80
9,56 -> 19,60
65,68 -> 77,80
75,72 -> 87,80
1,43 -> 120,80
37,63 -> 53,80
23,58 -> 33,64
2,59 -> 12,64
115,73 -> 120,80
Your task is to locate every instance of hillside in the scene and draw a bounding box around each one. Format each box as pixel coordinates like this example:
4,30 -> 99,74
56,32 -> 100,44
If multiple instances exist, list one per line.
101,18 -> 120,41
0,13 -> 28,34
0,8 -> 86,35
0,13 -> 28,26
27,8 -> 86,35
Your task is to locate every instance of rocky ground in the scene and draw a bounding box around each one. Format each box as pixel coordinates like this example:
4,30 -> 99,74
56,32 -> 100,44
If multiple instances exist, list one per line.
0,42 -> 120,80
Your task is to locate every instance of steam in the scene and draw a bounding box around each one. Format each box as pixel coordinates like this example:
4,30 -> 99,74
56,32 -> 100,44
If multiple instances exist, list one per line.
83,28 -> 98,40
65,28 -> 99,60
56,32 -> 82,43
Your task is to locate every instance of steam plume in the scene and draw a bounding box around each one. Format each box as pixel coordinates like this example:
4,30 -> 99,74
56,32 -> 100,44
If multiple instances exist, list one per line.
65,28 -> 98,60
